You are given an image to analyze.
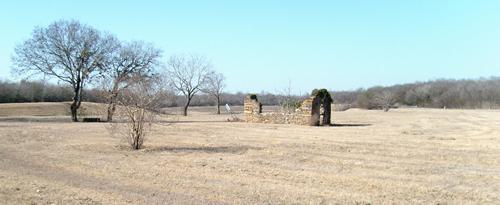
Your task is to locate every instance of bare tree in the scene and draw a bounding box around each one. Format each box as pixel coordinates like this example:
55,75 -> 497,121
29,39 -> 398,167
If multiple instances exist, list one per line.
374,90 -> 396,112
102,41 -> 162,122
202,71 -> 225,114
12,20 -> 117,122
111,76 -> 166,150
277,80 -> 302,113
165,54 -> 212,116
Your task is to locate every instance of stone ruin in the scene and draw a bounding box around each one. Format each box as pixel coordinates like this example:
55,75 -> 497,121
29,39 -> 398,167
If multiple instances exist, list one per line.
244,89 -> 332,126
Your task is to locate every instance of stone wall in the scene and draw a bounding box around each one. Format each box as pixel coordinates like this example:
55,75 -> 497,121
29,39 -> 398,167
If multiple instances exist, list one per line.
249,112 -> 309,125
244,94 -> 313,126
243,89 -> 333,126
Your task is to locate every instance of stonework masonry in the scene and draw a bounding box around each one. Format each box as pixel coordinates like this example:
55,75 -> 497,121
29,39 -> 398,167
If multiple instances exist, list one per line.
244,89 -> 332,126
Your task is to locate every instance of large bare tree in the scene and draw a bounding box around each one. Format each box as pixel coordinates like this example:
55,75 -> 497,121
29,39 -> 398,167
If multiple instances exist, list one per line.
12,20 -> 117,122
102,41 -> 162,122
202,71 -> 225,114
165,54 -> 212,116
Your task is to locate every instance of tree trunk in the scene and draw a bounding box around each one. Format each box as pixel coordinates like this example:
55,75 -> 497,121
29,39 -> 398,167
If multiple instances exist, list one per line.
107,100 -> 117,122
70,102 -> 78,122
183,98 -> 191,116
106,87 -> 119,122
216,96 -> 221,115
70,80 -> 82,122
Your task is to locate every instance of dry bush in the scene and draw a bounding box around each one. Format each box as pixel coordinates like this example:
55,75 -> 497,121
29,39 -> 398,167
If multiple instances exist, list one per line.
277,80 -> 303,114
374,90 -> 396,112
108,76 -> 166,150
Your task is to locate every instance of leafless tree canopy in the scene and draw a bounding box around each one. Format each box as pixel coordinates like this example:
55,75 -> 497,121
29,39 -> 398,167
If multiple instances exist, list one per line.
201,71 -> 225,114
12,20 -> 118,121
165,54 -> 212,116
374,90 -> 396,112
334,77 -> 500,110
101,41 -> 162,122
277,80 -> 303,113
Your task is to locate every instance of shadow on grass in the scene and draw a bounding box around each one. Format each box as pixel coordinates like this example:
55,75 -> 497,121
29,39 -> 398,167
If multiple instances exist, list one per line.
144,145 -> 263,154
330,123 -> 371,127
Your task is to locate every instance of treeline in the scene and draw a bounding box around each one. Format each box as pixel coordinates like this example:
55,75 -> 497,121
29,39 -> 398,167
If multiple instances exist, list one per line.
333,77 -> 500,109
188,92 -> 306,107
0,79 -> 305,107
0,79 -> 104,103
3,77 -> 500,109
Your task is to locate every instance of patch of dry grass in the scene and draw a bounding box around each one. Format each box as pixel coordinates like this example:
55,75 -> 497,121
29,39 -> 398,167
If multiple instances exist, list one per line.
0,102 -> 106,117
0,105 -> 500,204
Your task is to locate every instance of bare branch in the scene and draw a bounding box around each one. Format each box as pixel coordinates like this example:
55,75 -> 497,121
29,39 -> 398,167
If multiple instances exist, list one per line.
201,71 -> 225,114
12,20 -> 118,121
164,54 -> 212,116
109,76 -> 167,150
100,41 -> 162,122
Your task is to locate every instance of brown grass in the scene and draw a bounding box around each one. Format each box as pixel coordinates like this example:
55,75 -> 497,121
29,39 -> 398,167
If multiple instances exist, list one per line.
0,102 -> 106,117
0,104 -> 500,204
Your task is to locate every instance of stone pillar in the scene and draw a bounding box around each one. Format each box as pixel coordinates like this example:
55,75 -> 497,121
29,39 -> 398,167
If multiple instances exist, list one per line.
310,96 -> 321,126
244,94 -> 262,122
299,97 -> 313,125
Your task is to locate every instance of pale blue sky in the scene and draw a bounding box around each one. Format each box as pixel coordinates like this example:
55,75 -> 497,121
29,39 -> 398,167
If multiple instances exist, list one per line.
1,1 -> 500,94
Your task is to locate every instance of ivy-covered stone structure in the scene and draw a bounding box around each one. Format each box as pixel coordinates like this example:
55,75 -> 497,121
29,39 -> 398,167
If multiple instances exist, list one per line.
309,89 -> 332,126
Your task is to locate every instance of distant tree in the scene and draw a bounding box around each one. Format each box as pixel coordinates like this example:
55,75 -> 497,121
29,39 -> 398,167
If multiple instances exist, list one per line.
277,80 -> 302,113
202,71 -> 225,114
331,89 -> 359,105
356,88 -> 376,109
374,90 -> 396,112
165,54 -> 212,116
43,83 -> 73,102
405,84 -> 432,107
18,80 -> 45,102
0,80 -> 17,103
220,92 -> 246,106
12,20 -> 117,121
102,41 -> 162,122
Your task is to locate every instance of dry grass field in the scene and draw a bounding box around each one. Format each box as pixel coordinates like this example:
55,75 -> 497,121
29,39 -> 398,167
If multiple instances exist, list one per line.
1,103 -> 500,204
0,102 -> 106,118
